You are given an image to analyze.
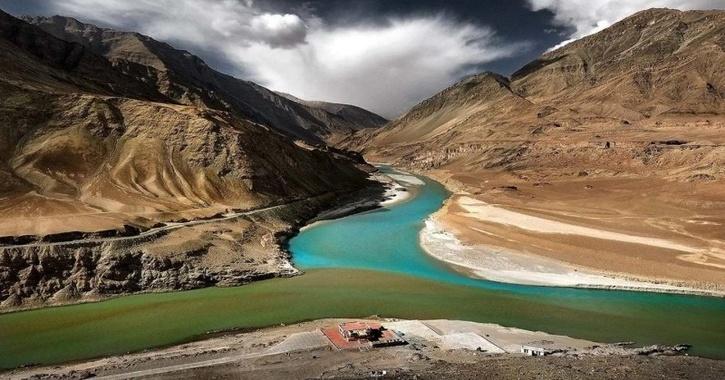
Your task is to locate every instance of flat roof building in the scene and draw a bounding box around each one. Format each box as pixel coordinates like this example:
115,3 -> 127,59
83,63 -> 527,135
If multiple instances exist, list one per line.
322,321 -> 406,350
521,340 -> 568,356
338,321 -> 383,341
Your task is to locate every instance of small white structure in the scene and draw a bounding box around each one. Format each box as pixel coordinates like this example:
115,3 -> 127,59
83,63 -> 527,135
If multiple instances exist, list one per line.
521,345 -> 548,356
521,340 -> 566,356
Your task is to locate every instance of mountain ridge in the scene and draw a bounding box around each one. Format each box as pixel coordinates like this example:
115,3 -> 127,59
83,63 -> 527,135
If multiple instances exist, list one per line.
24,15 -> 387,144
1,9 -> 376,235
352,7 -> 724,178
276,91 -> 388,129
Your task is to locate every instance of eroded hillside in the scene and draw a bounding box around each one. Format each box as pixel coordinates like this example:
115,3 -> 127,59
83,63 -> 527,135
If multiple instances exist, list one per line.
0,10 -> 381,310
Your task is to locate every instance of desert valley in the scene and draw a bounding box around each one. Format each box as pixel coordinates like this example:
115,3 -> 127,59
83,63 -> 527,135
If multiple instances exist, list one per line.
347,8 -> 725,293
0,2 -> 724,379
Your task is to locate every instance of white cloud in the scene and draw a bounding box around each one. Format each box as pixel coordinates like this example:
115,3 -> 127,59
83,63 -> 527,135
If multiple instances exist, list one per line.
51,0 -> 307,48
527,0 -> 725,51
249,13 -> 307,48
41,0 -> 521,118
233,17 -> 523,117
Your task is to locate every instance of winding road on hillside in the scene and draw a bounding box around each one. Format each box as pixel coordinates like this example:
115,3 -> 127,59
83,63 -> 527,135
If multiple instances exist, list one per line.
0,197 -> 324,250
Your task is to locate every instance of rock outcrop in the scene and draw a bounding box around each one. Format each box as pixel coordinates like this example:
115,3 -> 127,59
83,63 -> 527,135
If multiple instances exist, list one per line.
0,193 -> 352,311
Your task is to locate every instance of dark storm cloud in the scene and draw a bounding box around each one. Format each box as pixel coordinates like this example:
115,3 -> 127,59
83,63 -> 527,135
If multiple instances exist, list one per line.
2,0 -> 722,118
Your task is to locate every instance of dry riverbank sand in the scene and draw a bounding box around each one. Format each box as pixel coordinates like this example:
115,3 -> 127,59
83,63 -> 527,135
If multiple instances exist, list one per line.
297,170 -> 414,232
421,218 -> 706,293
420,170 -> 725,296
7,318 -> 710,380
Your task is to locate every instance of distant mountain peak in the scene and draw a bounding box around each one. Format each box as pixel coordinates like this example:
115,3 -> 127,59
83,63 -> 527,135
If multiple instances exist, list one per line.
276,91 -> 388,129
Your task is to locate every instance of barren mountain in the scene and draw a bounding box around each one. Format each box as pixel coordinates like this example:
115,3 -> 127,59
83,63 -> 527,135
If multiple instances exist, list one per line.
357,9 -> 724,174
351,8 -> 725,291
25,15 -> 386,144
277,91 -> 388,143
0,10 -> 380,310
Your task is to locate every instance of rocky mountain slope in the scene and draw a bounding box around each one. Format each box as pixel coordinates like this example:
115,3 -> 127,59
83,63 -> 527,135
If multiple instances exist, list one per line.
354,8 -> 724,179
348,8 -> 725,290
24,15 -> 386,144
0,10 -> 381,310
278,92 -> 388,128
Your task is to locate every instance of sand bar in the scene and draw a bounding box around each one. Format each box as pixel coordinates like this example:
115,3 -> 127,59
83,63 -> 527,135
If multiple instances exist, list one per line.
456,196 -> 702,254
419,218 -> 719,295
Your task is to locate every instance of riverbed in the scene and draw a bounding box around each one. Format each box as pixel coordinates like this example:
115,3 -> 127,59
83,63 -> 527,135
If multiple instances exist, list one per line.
1,170 -> 724,369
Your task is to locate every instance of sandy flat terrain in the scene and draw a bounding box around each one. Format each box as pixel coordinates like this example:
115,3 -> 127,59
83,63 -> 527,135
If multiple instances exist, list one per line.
420,218 -> 711,294
387,173 -> 427,186
377,172 -> 416,206
455,196 -> 703,254
423,171 -> 725,294
6,318 -> 715,380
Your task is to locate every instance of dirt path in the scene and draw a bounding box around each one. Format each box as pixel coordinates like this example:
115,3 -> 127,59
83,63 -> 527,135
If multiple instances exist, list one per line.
95,351 -> 270,380
0,198 -> 317,249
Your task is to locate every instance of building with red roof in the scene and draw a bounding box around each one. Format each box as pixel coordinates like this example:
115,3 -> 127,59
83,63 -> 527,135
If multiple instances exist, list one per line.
322,321 -> 406,350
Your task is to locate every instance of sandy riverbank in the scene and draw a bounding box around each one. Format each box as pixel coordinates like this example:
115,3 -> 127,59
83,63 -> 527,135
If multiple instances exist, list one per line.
300,169 -> 418,230
7,317 -> 704,379
419,189 -> 725,297
421,217 -> 720,295
375,170 -> 419,206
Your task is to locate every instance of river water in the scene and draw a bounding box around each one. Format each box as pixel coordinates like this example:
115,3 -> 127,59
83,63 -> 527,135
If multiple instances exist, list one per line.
290,169 -> 725,356
1,169 -> 724,369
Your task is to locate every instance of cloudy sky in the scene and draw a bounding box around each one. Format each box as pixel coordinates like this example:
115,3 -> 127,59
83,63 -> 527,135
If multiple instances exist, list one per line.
2,0 -> 723,118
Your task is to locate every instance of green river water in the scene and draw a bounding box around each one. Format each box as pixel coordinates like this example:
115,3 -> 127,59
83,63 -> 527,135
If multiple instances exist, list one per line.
0,169 -> 723,369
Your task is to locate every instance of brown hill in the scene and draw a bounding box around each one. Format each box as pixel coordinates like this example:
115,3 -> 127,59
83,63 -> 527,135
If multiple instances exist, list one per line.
0,9 -> 382,310
25,15 -> 386,144
356,8 -> 724,178
351,8 -> 725,290
277,91 -> 388,136
0,11 -> 166,101
0,10 -> 371,236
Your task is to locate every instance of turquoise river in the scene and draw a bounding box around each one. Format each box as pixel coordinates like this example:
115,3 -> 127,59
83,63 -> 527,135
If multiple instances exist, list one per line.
0,169 -> 723,369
